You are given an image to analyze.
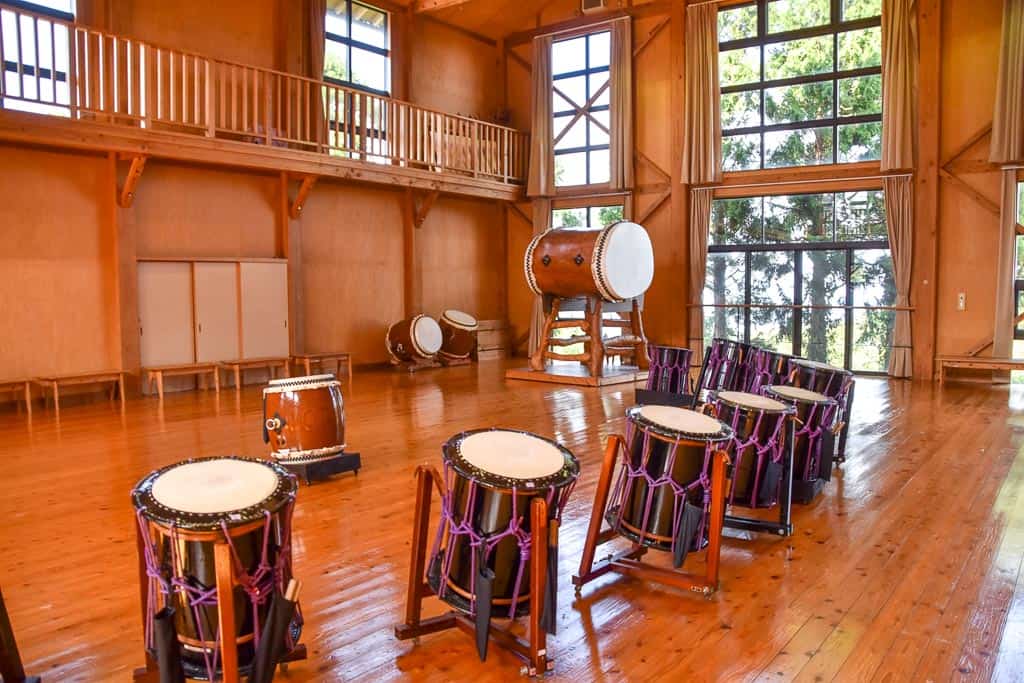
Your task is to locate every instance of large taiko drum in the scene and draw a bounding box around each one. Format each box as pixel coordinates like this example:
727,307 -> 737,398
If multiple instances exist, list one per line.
710,390 -> 794,508
263,374 -> 345,463
386,314 -> 443,363
764,385 -> 838,485
132,457 -> 301,681
428,429 -> 579,618
608,406 -> 732,559
438,309 -> 479,361
524,222 -> 655,302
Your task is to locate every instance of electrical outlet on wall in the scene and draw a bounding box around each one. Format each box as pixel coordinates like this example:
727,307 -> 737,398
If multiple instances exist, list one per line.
958,292 -> 967,311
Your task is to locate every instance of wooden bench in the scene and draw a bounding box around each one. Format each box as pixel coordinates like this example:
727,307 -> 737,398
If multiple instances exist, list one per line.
290,352 -> 353,386
0,379 -> 32,416
936,355 -> 1024,382
218,357 -> 290,392
144,363 -> 221,401
33,370 -> 127,414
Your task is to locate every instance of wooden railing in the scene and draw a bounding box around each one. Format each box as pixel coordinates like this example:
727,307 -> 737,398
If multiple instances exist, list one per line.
0,3 -> 530,184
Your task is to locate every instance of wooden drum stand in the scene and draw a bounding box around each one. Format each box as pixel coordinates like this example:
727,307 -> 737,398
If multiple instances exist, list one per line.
394,466 -> 554,677
573,435 -> 730,596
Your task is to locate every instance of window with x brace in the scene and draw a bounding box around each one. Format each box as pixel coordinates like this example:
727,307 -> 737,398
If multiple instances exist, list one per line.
552,30 -> 611,188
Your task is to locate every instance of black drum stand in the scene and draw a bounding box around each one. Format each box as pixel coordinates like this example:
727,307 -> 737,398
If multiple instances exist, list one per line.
279,451 -> 361,485
722,417 -> 796,537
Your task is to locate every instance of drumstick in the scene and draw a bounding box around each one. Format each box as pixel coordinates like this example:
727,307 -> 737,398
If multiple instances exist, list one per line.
285,578 -> 302,602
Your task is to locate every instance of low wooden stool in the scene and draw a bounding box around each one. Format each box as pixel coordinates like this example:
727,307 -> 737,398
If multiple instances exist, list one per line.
290,352 -> 353,386
0,379 -> 32,416
33,370 -> 127,414
144,363 -> 220,401
218,358 -> 290,392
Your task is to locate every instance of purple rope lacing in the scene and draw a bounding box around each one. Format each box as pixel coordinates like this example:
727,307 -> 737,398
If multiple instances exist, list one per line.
645,345 -> 692,394
712,399 -> 787,508
765,391 -> 838,482
607,420 -> 720,557
137,495 -> 300,682
429,463 -> 575,620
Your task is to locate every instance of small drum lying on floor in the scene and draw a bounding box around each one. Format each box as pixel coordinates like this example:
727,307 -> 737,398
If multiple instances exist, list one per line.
765,385 -> 838,488
607,405 -> 732,564
428,429 -> 579,618
438,310 -> 479,361
709,390 -> 794,508
263,374 -> 345,463
524,222 -> 654,302
132,457 -> 301,681
789,358 -> 853,399
387,314 -> 443,364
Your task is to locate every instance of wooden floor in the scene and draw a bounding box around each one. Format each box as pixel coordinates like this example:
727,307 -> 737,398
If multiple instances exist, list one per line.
2,361 -> 1023,682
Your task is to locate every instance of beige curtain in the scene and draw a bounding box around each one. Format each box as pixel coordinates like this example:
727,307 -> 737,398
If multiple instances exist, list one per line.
528,198 -> 553,355
687,188 -> 714,362
883,176 -> 914,377
309,0 -> 327,148
881,0 -> 917,171
680,4 -> 722,185
993,171 -> 1020,357
609,18 -> 634,191
527,36 -> 555,197
991,0 -> 1024,163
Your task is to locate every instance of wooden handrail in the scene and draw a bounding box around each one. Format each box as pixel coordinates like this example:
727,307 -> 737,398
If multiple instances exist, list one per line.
0,2 -> 529,184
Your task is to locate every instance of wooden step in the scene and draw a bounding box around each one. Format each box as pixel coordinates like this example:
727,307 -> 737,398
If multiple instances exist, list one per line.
544,350 -> 591,362
548,335 -> 592,346
551,319 -> 590,330
603,335 -> 642,347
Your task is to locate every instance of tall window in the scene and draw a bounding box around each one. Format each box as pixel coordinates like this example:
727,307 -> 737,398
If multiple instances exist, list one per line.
325,0 -> 390,96
1013,183 -> 1024,359
1,0 -> 75,117
704,190 -> 894,372
552,31 -> 611,188
718,0 -> 882,171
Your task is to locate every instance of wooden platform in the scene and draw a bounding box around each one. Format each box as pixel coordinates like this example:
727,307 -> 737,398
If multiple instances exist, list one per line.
0,362 -> 1023,680
505,363 -> 648,387
937,354 -> 1024,382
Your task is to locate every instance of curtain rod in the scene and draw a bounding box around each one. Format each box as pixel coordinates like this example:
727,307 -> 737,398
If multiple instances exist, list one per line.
700,172 -> 914,192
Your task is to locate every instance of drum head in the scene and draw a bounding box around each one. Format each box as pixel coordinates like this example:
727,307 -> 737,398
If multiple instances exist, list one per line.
792,358 -> 852,375
443,428 -> 579,490
715,390 -> 792,413
264,374 -> 339,394
442,309 -> 478,330
596,221 -> 654,300
132,456 -> 297,530
629,405 -> 732,442
767,385 -> 835,405
412,315 -> 443,355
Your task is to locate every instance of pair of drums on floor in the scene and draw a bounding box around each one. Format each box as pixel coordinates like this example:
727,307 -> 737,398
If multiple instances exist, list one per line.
387,310 -> 478,363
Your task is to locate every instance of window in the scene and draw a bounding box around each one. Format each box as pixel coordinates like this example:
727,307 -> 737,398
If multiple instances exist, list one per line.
1013,183 -> 1024,360
704,190 -> 894,372
718,0 -> 882,171
552,204 -> 624,229
324,0 -> 390,96
552,31 -> 611,188
1,0 -> 75,117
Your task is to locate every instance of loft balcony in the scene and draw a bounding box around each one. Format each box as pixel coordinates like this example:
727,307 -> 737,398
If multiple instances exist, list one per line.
0,2 -> 529,201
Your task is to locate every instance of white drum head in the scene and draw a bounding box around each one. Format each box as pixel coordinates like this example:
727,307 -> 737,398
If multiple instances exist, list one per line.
598,222 -> 654,300
412,316 -> 443,355
442,309 -> 478,330
638,405 -> 722,435
793,358 -> 846,372
718,390 -> 789,412
771,385 -> 830,402
151,459 -> 278,514
459,431 -> 566,480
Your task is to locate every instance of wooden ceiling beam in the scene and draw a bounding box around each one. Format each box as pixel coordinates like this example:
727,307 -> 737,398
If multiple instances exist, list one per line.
117,155 -> 146,208
414,0 -> 477,13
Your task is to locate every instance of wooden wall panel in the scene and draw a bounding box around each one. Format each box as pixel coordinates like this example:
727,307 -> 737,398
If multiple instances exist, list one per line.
133,163 -> 277,259
299,183 -> 405,363
0,145 -> 116,380
506,204 -> 534,350
409,19 -> 498,119
419,197 -> 506,321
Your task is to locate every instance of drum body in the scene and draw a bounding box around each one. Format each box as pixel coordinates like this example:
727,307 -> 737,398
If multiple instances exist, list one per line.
524,222 -> 655,302
428,429 -> 579,618
132,457 -> 301,681
710,390 -> 793,508
438,309 -> 479,360
750,349 -> 795,392
699,337 -> 744,394
789,358 -> 853,399
263,374 -> 345,462
387,315 -> 443,362
610,406 -> 732,552
645,344 -> 692,395
765,386 -> 837,483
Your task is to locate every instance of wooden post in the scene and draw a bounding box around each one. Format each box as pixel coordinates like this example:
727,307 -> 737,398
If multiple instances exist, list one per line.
213,542 -> 239,683
587,297 -> 604,377
528,497 -> 549,676
402,466 -> 434,629
575,435 -> 621,585
704,450 -> 729,590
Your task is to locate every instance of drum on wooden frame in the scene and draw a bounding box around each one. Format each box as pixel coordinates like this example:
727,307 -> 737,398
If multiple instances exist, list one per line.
427,429 -> 579,618
438,309 -> 479,361
263,374 -> 345,463
764,385 -> 838,484
524,222 -> 654,303
709,390 -> 794,508
788,358 -> 853,400
607,406 -> 732,557
386,315 -> 443,363
132,457 -> 301,681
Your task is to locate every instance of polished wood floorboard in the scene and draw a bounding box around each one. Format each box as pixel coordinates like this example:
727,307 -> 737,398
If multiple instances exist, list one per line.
1,361 -> 1023,682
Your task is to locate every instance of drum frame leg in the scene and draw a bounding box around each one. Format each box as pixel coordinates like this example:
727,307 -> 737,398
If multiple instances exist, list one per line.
395,466 -> 553,677
573,435 -> 730,597
723,417 -> 796,537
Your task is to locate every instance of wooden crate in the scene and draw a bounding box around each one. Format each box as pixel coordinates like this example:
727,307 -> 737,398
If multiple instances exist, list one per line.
476,320 -> 509,360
